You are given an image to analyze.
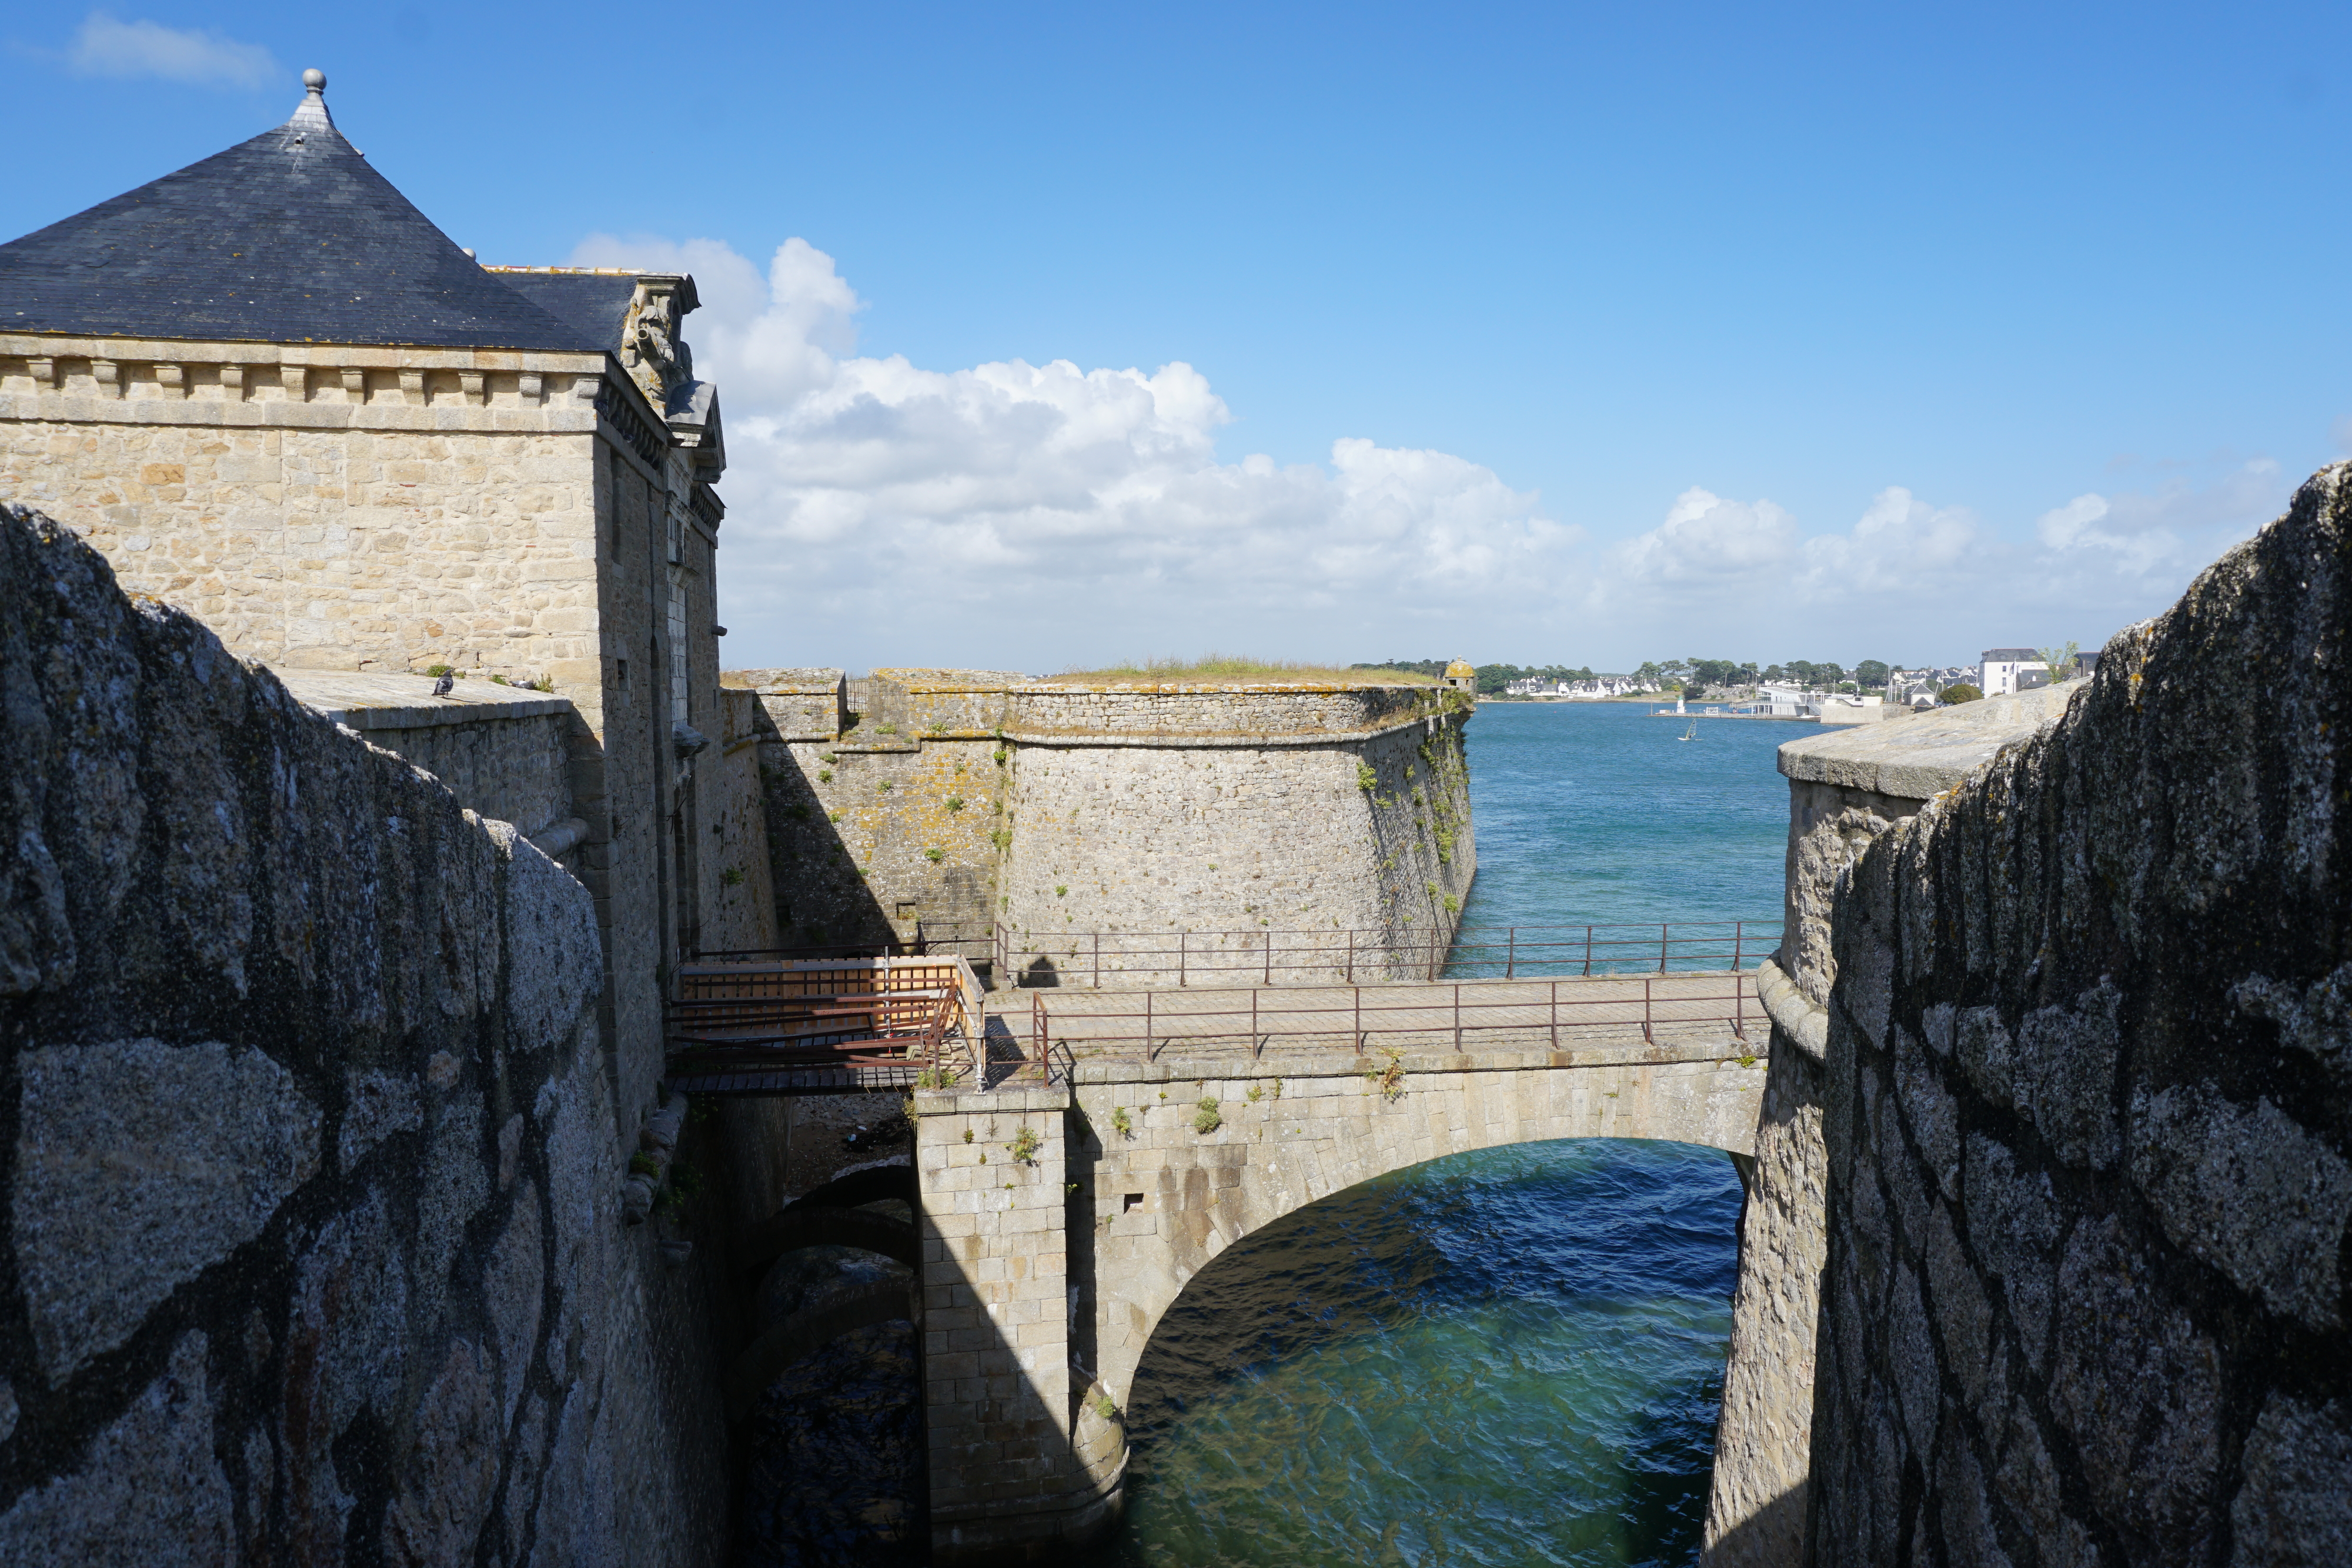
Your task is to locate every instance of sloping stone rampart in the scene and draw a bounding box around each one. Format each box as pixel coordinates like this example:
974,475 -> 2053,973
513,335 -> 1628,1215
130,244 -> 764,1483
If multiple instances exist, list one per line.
1800,466 -> 2352,1563
0,503 -> 731,1564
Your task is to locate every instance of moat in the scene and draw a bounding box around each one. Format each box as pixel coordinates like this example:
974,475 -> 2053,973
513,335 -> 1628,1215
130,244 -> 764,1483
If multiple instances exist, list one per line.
1093,703 -> 1789,1565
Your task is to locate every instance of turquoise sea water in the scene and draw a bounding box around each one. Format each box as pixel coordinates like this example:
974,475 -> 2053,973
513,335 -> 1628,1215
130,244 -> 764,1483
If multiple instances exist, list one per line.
1095,704 -> 1795,1567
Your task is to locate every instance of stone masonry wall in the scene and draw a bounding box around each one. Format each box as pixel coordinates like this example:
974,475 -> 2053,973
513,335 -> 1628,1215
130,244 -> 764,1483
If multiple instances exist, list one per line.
732,669 -> 1475,977
0,341 -> 610,681
913,1086 -> 1089,1564
1704,684 -> 2085,1567
0,504 -> 735,1564
1803,466 -> 2352,1563
1000,713 -> 1475,984
339,708 -> 574,842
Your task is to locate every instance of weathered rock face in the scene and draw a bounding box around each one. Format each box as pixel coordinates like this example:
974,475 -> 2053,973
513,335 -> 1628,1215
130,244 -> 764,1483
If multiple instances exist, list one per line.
1706,685 -> 2083,1567
0,503 -> 728,1563
1805,466 -> 2352,1563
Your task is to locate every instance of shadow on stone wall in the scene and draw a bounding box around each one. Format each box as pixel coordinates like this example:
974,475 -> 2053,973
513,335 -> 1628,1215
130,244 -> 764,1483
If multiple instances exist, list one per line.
0,503 -> 739,1563
1705,1485 -> 1808,1567
748,708 -> 903,951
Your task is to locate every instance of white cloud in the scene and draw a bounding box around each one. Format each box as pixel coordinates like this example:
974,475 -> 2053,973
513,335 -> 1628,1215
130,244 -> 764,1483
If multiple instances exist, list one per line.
567,232 -> 2283,671
2033,459 -> 2278,577
1610,488 -> 1796,583
1796,486 -> 1980,596
66,12 -> 278,89
572,235 -> 1575,667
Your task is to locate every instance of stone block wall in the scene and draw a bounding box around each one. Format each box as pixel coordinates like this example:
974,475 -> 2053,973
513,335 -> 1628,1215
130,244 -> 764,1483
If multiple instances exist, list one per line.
1000,713 -> 1474,984
1703,683 -> 2086,1566
0,504 -> 737,1564
701,687 -> 783,956
1802,467 -> 2352,1562
733,669 -> 1474,977
913,1086 -> 1092,1563
0,339 -> 610,681
272,673 -> 582,845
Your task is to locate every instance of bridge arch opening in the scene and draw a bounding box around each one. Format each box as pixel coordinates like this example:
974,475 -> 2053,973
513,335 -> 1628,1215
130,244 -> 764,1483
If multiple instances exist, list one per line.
1105,1137 -> 1742,1563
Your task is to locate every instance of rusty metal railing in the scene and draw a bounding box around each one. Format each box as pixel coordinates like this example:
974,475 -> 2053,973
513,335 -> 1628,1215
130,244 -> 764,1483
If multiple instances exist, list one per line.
663,954 -> 985,1094
980,919 -> 1782,989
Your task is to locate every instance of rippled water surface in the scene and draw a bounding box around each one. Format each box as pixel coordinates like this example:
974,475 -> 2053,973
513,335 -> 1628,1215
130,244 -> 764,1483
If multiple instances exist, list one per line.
1094,703 -> 1792,1567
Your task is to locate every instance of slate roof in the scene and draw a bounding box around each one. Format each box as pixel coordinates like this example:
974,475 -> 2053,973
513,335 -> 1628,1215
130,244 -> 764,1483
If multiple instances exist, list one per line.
493,272 -> 639,355
0,83 -> 594,351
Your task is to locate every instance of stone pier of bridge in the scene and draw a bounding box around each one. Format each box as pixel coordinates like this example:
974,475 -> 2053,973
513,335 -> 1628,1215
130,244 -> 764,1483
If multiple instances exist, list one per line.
908,972 -> 1769,1562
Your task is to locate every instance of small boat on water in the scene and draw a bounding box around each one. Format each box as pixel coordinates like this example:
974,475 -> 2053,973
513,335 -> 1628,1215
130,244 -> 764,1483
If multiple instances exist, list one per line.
1678,721 -> 1697,741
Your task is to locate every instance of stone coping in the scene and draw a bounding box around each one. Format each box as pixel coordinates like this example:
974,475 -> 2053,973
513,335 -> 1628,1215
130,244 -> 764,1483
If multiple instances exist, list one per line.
739,666 -> 1450,698
271,668 -> 572,730
916,1085 -> 1071,1116
1776,681 -> 2082,799
723,667 -> 844,693
1008,679 -> 1442,694
999,716 -> 1447,748
1753,958 -> 1828,1062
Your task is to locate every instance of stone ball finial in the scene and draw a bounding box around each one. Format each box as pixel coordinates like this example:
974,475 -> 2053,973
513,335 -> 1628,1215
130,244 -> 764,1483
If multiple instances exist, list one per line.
302,68 -> 326,93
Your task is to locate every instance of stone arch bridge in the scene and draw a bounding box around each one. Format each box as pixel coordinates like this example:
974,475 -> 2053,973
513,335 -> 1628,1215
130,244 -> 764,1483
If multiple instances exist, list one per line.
899,972 -> 1769,1562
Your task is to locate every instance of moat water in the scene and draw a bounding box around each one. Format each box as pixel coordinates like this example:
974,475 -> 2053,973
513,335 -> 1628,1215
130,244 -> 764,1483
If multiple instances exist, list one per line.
1094,703 -> 1792,1567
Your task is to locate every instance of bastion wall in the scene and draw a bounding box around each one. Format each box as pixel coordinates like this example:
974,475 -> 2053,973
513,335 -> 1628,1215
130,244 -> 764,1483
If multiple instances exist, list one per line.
730,668 -> 1476,984
0,504 -> 748,1564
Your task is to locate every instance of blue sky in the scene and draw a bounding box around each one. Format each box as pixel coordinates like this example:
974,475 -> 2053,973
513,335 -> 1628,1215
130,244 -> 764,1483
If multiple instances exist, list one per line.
8,3 -> 2348,674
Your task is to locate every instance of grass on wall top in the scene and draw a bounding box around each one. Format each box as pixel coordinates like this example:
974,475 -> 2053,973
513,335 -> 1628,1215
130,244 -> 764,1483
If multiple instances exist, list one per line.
1043,655 -> 1439,687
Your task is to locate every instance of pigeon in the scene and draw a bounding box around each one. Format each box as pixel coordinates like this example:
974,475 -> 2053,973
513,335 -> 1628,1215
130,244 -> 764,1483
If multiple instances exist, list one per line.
432,673 -> 455,697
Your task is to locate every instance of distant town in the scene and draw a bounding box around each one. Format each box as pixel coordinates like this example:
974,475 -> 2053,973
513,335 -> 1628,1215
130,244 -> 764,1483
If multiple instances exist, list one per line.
1354,645 -> 2097,717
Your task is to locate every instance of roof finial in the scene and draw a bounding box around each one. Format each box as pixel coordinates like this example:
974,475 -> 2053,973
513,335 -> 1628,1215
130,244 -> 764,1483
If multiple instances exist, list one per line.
288,67 -> 334,132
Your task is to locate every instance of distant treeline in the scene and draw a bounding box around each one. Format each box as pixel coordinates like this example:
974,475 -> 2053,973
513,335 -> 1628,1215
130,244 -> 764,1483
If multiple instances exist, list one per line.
1355,657 -> 1905,696
1352,660 -> 1598,695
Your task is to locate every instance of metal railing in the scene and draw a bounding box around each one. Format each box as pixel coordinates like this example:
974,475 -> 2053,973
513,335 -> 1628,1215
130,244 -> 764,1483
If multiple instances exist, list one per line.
983,919 -> 1782,989
663,954 -> 985,1094
1027,972 -> 1760,1061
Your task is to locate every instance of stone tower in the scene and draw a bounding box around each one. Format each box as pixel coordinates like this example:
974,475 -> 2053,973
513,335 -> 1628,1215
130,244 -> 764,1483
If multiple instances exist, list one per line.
1442,657 -> 1478,694
0,69 -> 734,1125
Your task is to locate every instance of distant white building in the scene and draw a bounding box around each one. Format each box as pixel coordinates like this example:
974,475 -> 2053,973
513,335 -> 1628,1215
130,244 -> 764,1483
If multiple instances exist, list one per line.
1504,675 -> 1647,698
1979,648 -> 2050,696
